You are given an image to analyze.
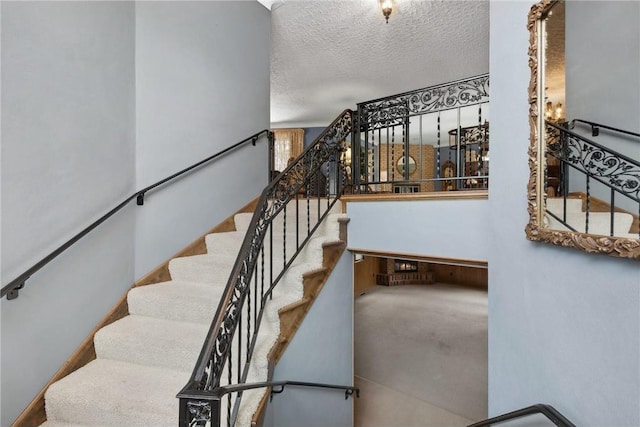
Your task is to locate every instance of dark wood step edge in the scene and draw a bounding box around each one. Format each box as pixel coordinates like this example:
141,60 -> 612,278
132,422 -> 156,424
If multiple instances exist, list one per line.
11,197 -> 259,427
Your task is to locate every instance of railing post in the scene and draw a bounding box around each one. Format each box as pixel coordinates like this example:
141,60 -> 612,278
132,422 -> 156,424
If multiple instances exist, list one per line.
179,396 -> 221,427
352,106 -> 362,192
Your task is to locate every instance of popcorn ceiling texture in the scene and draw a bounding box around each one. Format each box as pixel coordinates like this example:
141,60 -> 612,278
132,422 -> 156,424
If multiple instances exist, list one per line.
270,0 -> 490,127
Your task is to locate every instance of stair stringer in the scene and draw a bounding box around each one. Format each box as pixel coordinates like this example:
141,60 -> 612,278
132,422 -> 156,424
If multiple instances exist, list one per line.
249,238 -> 348,427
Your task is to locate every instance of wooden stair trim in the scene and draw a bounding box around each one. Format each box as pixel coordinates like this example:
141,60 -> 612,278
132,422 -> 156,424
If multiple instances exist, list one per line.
302,267 -> 328,299
251,241 -> 346,426
11,197 -> 259,427
278,297 -> 312,315
12,294 -> 130,427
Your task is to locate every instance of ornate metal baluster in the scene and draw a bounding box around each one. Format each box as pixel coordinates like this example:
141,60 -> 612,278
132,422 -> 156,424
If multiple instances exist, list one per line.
260,245 -> 264,309
237,314 -> 242,384
391,126 -> 395,183
227,348 -> 232,427
610,188 -> 615,236
585,174 -> 591,234
296,193 -> 300,250
306,192 -> 310,236
269,223 -> 273,301
437,113 -> 441,183
283,206 -> 287,268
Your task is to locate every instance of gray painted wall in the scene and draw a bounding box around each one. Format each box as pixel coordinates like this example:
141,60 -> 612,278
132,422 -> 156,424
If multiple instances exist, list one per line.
346,199 -> 490,262
564,1 -> 640,213
134,1 -> 270,277
265,249 -> 354,427
1,2 -> 136,425
489,2 -> 640,426
1,2 -> 270,424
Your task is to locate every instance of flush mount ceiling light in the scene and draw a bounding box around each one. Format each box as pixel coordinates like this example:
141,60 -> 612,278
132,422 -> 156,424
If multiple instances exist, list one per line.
380,0 -> 393,23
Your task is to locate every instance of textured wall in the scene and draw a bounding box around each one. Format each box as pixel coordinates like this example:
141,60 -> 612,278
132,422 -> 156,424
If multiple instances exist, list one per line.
488,2 -> 640,425
134,1 -> 270,277
1,3 -> 136,424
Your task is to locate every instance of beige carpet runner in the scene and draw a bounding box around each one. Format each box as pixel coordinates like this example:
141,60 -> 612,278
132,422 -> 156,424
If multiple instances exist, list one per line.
39,200 -> 344,427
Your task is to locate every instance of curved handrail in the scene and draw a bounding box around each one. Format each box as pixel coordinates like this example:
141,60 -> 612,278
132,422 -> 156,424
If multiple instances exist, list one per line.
468,404 -> 575,427
570,118 -> 640,140
0,129 -> 272,300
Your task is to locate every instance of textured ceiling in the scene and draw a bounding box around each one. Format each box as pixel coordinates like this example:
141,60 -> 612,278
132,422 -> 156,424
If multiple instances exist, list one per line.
270,0 -> 490,128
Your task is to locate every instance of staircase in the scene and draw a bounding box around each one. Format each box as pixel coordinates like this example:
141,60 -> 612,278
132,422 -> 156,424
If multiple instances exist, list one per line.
546,197 -> 637,238
34,199 -> 345,427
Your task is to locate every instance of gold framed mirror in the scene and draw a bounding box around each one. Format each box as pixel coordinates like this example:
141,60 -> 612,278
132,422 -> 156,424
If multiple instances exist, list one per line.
525,0 -> 640,260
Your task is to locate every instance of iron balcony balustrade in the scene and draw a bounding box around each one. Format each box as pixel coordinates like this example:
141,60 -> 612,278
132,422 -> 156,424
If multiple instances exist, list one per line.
0,130 -> 273,301
352,74 -> 490,195
177,110 -> 353,427
545,120 -> 640,237
468,404 -> 576,427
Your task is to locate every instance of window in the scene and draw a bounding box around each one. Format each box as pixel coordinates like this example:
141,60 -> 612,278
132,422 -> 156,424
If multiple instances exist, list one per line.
273,129 -> 304,172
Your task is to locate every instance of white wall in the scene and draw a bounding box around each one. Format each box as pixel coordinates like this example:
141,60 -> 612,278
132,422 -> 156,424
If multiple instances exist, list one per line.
565,1 -> 640,213
134,1 -> 270,277
265,250 -> 354,427
1,2 -> 136,425
346,198 -> 490,262
489,2 -> 640,426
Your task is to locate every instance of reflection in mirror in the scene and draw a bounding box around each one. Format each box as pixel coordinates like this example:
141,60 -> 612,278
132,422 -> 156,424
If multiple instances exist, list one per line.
396,155 -> 417,176
526,0 -> 640,259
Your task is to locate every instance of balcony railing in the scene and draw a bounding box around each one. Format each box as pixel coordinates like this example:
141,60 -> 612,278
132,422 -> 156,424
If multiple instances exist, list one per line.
351,74 -> 490,194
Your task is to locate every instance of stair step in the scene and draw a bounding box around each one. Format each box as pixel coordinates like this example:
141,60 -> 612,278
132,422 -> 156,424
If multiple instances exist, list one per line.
44,359 -> 186,426
168,253 -> 236,284
127,280 -> 223,324
205,230 -> 245,255
94,315 -> 208,372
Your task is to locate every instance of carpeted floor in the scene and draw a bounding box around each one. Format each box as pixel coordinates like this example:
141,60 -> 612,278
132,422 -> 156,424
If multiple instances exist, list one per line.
354,283 -> 488,427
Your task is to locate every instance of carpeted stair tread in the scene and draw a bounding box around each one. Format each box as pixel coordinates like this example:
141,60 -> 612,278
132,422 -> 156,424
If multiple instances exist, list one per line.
94,315 -> 209,372
233,212 -> 254,232
40,200 -> 346,427
127,280 -> 224,324
205,230 -> 245,256
44,359 -> 186,426
168,253 -> 236,284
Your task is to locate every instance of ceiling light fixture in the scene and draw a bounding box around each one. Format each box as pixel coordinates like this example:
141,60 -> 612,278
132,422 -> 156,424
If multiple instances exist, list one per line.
380,0 -> 393,23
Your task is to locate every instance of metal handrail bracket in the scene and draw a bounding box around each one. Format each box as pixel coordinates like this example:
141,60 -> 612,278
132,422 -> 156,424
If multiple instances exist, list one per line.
0,129 -> 272,300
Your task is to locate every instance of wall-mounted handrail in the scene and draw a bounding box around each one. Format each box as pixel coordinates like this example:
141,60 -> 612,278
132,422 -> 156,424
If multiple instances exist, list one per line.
467,404 -> 576,427
570,118 -> 640,140
218,380 -> 359,400
0,129 -> 273,301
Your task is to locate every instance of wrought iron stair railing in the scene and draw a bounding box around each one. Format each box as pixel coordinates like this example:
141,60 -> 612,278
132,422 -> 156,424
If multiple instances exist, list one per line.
177,110 -> 353,427
353,74 -> 490,194
545,120 -> 640,237
0,129 -> 273,301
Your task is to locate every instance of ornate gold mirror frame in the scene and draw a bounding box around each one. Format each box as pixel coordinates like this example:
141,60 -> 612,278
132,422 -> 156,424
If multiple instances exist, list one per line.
524,0 -> 640,260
